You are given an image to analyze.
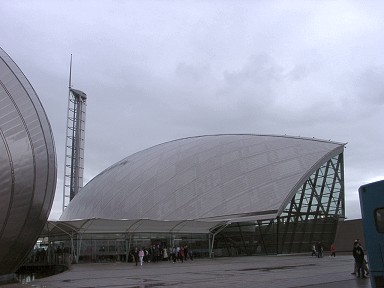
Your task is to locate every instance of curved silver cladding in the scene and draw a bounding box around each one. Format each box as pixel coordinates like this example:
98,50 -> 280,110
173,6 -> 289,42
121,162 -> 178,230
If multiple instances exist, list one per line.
0,47 -> 57,275
61,134 -> 344,223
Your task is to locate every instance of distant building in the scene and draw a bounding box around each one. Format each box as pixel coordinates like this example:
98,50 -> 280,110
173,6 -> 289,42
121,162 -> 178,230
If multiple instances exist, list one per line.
45,134 -> 345,262
0,47 -> 57,281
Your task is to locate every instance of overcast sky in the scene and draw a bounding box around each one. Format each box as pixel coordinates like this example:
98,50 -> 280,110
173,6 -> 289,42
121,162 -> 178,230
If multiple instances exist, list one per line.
1,1 -> 383,220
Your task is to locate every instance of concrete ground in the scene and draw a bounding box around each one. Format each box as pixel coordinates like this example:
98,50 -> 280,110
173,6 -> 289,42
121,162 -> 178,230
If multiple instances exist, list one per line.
2,254 -> 371,288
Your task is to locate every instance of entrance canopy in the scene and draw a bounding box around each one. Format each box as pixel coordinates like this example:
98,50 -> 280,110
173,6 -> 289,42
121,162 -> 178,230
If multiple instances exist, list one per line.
41,218 -> 229,237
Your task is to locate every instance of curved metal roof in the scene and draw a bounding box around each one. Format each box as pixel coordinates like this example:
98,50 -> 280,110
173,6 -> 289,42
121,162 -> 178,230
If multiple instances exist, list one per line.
0,47 -> 57,275
61,134 -> 344,227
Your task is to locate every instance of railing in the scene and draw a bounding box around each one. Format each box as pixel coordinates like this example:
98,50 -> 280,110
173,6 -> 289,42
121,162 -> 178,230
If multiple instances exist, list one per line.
21,249 -> 72,267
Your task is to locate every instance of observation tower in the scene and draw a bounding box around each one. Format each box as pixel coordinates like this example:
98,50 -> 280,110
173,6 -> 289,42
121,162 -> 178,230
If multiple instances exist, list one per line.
62,55 -> 87,211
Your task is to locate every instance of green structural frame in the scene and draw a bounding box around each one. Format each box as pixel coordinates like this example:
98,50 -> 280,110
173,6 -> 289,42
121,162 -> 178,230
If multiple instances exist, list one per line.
214,153 -> 345,256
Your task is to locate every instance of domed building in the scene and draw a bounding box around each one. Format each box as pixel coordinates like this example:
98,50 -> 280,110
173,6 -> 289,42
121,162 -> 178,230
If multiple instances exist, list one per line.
51,134 -> 345,261
0,47 -> 57,280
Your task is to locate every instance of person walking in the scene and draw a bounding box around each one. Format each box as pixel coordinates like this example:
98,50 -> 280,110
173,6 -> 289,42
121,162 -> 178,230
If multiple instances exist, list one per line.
171,247 -> 177,263
184,245 -> 189,261
131,248 -> 139,266
357,239 -> 370,275
163,247 -> 168,261
316,241 -> 323,258
138,248 -> 145,266
353,241 -> 366,278
178,247 -> 184,263
311,243 -> 317,257
188,248 -> 193,261
330,243 -> 336,257
351,239 -> 369,276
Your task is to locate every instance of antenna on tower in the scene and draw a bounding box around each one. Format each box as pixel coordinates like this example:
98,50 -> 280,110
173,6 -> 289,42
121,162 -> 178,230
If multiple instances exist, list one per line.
69,53 -> 72,89
62,54 -> 87,212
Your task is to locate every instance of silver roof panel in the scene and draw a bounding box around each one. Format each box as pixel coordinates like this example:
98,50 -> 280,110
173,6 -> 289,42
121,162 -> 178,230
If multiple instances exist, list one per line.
61,134 -> 344,225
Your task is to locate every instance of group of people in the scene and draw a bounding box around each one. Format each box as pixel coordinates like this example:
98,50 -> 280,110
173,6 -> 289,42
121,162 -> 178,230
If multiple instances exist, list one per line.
311,241 -> 331,258
311,241 -> 336,258
352,239 -> 369,279
311,239 -> 369,279
130,244 -> 193,266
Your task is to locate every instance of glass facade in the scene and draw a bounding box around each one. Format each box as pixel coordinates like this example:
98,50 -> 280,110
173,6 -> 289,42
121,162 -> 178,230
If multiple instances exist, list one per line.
42,233 -> 210,264
213,153 -> 344,256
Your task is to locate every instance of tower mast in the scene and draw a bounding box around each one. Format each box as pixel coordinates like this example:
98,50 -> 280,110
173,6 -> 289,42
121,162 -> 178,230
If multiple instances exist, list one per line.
62,55 -> 87,212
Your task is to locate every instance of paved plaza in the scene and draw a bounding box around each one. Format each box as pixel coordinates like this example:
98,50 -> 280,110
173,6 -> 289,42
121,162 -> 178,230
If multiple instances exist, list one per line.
3,254 -> 371,288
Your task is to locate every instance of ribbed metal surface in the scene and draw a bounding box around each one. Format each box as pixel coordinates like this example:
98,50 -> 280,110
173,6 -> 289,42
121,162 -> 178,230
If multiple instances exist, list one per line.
61,134 -> 344,223
0,47 -> 57,276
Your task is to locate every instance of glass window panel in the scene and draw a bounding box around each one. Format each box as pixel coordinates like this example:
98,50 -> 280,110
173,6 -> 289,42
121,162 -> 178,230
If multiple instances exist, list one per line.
375,208 -> 384,233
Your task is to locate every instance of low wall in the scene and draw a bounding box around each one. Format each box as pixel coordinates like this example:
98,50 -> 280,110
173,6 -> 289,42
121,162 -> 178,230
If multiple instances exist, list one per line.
334,219 -> 365,253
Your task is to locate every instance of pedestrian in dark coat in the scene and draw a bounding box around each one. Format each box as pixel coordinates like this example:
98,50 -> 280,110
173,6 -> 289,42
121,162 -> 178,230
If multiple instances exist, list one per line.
316,241 -> 323,258
353,241 -> 366,278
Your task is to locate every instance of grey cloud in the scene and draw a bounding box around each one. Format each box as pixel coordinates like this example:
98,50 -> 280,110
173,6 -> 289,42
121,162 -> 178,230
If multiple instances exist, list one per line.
287,62 -> 321,81
2,0 -> 384,221
356,66 -> 384,105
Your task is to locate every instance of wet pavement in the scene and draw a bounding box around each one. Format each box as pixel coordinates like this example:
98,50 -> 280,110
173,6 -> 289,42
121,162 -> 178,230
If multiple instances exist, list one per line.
2,254 -> 371,288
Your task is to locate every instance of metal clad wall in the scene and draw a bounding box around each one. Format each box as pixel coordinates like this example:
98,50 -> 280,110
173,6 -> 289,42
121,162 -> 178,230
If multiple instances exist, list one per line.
0,47 -> 57,276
